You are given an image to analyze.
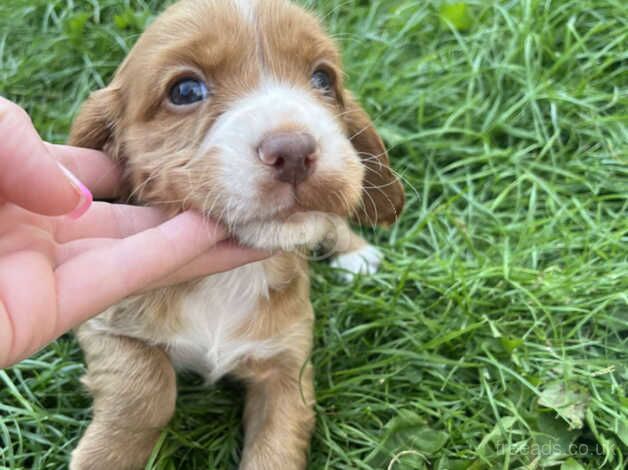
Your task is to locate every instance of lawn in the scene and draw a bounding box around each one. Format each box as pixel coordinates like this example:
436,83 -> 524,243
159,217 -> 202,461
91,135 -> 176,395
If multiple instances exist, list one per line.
0,0 -> 626,469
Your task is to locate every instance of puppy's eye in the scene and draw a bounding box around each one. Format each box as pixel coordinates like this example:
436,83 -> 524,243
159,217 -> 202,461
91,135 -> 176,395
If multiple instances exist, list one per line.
169,78 -> 209,106
311,69 -> 334,94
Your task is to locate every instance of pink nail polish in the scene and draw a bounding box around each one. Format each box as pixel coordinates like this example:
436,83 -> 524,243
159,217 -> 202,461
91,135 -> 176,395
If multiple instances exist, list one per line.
57,163 -> 93,219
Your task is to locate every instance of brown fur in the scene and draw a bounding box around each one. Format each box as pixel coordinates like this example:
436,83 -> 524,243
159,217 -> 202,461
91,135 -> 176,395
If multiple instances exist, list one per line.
68,1 -> 404,469
71,324 -> 177,470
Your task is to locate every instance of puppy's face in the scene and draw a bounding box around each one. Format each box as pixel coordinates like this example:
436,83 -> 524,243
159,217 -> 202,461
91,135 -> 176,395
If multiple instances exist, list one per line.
70,0 -> 404,249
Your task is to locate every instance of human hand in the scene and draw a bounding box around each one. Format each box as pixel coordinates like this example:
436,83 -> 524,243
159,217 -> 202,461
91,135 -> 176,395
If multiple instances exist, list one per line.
0,97 -> 268,368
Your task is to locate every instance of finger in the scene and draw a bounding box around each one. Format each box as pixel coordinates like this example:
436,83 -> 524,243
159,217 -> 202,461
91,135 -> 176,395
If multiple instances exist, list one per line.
0,97 -> 90,216
0,223 -> 55,262
0,250 -> 58,368
0,201 -> 51,234
56,237 -> 270,289
55,211 -> 226,333
53,202 -> 170,242
45,143 -> 122,199
2,200 -> 168,242
54,237 -> 116,265
56,237 -> 269,275
146,240 -> 270,290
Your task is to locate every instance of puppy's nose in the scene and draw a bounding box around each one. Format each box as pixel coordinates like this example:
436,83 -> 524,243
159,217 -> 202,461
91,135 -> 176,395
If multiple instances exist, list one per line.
258,132 -> 318,185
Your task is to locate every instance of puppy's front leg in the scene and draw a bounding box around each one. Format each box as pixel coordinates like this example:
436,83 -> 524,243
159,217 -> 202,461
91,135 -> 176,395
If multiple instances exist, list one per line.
71,324 -> 177,470
327,221 -> 383,281
237,355 -> 315,469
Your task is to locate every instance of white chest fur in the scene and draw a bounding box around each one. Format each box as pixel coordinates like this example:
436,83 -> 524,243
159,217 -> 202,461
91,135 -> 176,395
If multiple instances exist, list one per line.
165,261 -> 276,383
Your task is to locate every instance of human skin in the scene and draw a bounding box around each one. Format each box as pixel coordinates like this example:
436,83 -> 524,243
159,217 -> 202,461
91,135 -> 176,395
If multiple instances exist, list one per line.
0,97 -> 268,367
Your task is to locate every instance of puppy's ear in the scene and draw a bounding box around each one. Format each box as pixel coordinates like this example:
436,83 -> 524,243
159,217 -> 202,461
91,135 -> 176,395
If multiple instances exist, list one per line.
343,92 -> 404,226
68,86 -> 123,160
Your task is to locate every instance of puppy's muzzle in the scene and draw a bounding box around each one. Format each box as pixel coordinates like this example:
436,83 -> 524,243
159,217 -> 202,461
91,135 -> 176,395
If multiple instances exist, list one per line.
258,132 -> 318,185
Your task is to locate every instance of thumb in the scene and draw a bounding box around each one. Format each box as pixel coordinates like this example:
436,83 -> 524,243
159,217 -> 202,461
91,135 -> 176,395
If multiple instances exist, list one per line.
0,97 -> 92,217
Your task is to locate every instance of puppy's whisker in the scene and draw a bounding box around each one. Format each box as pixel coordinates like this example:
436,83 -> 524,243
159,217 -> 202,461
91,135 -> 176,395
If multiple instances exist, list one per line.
358,152 -> 418,199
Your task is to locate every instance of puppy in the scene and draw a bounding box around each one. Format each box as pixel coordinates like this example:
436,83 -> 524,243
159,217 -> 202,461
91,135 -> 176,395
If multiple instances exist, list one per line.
68,0 -> 404,468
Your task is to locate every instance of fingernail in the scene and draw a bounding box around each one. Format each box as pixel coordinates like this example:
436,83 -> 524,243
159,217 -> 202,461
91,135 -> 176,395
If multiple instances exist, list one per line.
57,163 -> 93,219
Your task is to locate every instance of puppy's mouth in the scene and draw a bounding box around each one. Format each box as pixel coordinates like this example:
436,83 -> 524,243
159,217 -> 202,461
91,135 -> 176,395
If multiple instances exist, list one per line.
221,180 -> 351,251
250,186 -> 328,222
266,203 -> 309,221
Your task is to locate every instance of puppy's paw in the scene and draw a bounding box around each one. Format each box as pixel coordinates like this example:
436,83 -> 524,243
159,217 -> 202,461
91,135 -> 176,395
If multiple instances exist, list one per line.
330,244 -> 383,282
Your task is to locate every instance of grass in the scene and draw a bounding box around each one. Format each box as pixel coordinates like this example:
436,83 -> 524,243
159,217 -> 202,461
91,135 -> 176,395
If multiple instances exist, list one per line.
0,0 -> 626,468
